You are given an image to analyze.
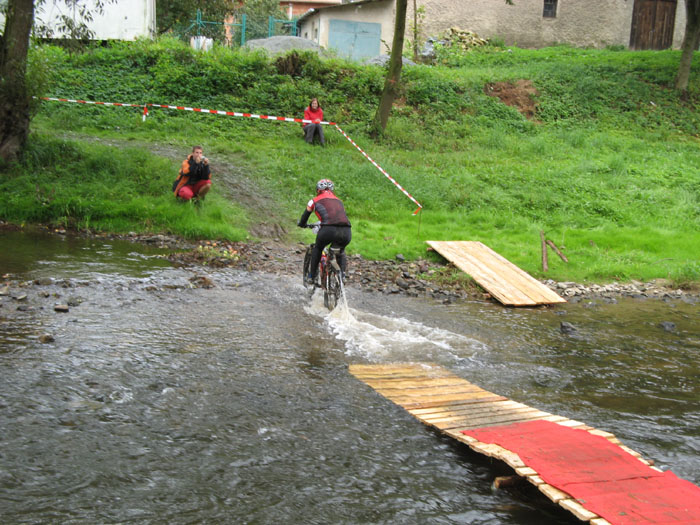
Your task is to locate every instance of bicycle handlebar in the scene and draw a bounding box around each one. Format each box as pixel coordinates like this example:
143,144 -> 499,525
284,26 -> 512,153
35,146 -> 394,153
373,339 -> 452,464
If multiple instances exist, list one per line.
304,223 -> 321,234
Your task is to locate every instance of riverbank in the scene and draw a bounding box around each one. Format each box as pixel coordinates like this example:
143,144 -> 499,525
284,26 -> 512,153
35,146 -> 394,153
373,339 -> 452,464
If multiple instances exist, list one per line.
4,41 -> 699,288
4,223 -> 695,306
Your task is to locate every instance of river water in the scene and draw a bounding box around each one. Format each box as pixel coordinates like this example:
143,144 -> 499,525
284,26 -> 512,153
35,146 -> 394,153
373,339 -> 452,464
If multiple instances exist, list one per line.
1,231 -> 698,524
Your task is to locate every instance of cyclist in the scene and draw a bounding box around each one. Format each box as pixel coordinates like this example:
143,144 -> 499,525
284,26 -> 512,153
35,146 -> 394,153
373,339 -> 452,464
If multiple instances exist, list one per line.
297,179 -> 351,286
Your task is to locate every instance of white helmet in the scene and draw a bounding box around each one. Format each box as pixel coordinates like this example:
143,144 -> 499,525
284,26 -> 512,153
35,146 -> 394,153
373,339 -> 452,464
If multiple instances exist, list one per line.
316,179 -> 334,193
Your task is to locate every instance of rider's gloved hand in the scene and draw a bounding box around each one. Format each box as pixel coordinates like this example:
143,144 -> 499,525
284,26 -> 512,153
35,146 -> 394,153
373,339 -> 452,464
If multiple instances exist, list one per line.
297,220 -> 305,227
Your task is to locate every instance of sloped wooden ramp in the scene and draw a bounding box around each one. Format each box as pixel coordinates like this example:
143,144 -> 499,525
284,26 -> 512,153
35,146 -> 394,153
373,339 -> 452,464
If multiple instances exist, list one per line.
349,363 -> 700,525
426,240 -> 565,306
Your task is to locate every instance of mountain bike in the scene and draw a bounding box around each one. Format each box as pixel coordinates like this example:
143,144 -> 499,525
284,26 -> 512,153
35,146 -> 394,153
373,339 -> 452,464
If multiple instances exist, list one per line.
303,224 -> 344,311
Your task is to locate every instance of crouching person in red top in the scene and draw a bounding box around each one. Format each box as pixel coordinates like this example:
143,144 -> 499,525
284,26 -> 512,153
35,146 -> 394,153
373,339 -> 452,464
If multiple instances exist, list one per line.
303,98 -> 325,146
297,179 -> 351,285
174,145 -> 212,204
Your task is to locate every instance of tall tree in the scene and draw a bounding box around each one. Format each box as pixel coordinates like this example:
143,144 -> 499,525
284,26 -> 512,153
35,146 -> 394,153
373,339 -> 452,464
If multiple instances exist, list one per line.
676,0 -> 700,96
0,0 -> 34,163
372,0 -> 513,137
371,0 -> 407,137
1,0 -> 115,164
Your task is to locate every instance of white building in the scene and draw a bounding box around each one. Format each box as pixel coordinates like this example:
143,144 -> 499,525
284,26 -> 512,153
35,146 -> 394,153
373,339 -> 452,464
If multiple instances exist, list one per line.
0,0 -> 156,41
297,0 -> 395,60
297,0 -> 688,57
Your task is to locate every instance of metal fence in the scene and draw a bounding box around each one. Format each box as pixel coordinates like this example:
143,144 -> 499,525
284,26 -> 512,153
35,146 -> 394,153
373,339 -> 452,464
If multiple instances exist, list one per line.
181,10 -> 299,47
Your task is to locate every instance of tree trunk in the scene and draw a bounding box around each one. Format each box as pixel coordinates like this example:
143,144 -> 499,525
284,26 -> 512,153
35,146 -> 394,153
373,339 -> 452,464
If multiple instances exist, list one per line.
0,0 -> 35,164
371,0 -> 408,137
412,0 -> 418,63
675,0 -> 700,95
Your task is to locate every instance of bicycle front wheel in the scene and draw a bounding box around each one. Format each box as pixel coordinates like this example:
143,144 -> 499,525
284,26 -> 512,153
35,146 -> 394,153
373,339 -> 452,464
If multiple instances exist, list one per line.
302,245 -> 313,287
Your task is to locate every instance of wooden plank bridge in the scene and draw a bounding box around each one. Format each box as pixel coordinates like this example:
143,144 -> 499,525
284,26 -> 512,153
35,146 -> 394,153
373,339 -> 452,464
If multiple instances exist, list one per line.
426,240 -> 566,306
349,363 -> 700,524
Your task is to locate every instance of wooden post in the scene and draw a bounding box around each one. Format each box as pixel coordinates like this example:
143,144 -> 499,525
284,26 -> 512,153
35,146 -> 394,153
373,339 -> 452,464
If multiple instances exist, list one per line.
546,240 -> 569,263
540,230 -> 548,272
493,475 -> 525,489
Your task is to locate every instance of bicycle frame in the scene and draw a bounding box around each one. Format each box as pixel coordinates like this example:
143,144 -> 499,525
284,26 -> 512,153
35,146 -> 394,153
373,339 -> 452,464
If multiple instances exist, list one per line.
302,224 -> 344,310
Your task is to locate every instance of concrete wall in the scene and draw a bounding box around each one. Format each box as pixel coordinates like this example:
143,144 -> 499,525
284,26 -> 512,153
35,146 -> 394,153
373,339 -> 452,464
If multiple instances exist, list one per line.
299,0 -> 394,51
0,0 -> 156,40
406,0 -> 686,49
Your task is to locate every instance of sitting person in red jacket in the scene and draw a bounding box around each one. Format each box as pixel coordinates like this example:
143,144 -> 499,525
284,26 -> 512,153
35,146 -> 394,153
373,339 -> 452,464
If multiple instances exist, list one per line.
303,97 -> 325,146
173,145 -> 212,203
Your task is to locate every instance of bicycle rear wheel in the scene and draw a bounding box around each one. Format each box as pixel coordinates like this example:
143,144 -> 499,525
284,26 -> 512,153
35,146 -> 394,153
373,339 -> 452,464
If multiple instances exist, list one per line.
324,265 -> 342,311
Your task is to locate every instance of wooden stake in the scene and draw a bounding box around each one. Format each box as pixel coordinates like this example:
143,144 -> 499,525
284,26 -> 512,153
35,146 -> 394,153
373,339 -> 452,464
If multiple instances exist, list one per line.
546,240 -> 569,263
493,475 -> 525,489
540,230 -> 548,272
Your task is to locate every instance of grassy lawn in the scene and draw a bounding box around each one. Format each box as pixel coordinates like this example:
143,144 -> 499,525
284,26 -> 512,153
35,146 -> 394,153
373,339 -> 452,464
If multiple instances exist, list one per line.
1,39 -> 698,285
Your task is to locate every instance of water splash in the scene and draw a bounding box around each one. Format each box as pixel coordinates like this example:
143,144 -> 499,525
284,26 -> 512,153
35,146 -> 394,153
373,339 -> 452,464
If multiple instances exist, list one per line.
300,284 -> 486,362
328,307 -> 485,361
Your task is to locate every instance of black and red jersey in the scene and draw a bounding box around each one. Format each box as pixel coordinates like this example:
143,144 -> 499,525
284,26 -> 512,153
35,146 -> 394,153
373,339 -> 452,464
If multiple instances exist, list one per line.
309,191 -> 351,226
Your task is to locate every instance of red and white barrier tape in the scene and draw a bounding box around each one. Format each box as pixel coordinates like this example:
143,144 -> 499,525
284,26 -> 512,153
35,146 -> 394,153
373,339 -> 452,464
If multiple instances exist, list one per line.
333,124 -> 422,215
39,96 -> 422,213
147,103 -> 335,126
41,97 -> 149,121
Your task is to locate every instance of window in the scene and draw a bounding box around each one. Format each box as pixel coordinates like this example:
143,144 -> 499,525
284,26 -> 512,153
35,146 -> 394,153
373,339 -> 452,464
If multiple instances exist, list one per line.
543,0 -> 557,18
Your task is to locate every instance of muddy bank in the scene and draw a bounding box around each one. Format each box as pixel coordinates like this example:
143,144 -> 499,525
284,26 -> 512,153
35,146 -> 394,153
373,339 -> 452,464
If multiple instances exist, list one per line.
158,235 -> 698,305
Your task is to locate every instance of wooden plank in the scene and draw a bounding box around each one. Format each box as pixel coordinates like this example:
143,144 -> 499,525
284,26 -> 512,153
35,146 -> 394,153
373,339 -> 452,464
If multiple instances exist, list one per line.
401,395 -> 509,410
426,240 -> 566,306
394,391 -> 503,408
431,408 -> 551,427
469,241 -> 565,304
348,363 -> 657,525
427,240 -> 534,305
423,407 -> 549,425
449,240 -> 565,305
539,483 -> 570,503
464,441 -> 526,469
429,240 -> 538,305
442,412 -> 553,431
373,385 -> 489,398
466,241 -> 549,303
417,402 -> 537,420
559,498 -> 599,521
515,467 -> 538,477
408,399 -> 522,416
443,428 -> 478,444
360,377 -> 484,388
349,363 -> 446,373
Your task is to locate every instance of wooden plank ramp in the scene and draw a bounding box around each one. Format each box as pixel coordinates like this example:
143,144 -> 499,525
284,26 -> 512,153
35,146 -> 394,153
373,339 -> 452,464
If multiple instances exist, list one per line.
349,363 -> 662,525
426,240 -> 566,306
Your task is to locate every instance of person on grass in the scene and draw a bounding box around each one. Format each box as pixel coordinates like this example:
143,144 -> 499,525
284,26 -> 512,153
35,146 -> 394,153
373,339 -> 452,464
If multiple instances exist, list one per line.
174,145 -> 212,204
297,179 -> 351,286
303,98 -> 325,146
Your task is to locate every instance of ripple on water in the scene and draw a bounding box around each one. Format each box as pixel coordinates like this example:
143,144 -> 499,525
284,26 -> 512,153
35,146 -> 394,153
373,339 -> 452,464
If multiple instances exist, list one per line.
1,249 -> 699,523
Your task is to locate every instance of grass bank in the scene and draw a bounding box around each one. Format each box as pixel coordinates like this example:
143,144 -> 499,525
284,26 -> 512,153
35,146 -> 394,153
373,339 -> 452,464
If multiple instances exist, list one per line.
1,38 -> 699,286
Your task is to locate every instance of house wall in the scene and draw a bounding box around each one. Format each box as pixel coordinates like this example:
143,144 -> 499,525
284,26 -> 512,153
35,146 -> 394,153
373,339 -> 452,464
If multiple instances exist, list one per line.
15,0 -> 157,40
406,0 -> 686,49
299,1 -> 395,51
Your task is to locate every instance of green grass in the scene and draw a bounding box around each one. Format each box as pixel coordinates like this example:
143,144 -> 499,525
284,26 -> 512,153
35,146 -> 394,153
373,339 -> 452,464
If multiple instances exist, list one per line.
0,135 -> 248,240
2,38 -> 699,286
